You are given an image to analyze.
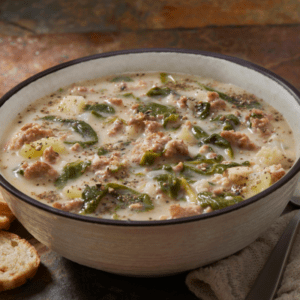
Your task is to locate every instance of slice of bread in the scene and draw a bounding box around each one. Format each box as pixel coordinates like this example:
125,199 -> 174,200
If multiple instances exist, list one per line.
0,231 -> 40,292
0,194 -> 15,230
0,215 -> 14,231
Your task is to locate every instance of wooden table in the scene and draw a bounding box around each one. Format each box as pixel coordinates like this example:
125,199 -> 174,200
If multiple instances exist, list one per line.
1,1 -> 300,298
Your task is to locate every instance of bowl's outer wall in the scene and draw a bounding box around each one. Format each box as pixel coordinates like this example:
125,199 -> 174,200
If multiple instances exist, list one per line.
0,175 -> 298,276
1,50 -> 300,275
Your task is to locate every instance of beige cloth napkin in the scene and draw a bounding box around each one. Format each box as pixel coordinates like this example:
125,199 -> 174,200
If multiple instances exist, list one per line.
186,210 -> 300,300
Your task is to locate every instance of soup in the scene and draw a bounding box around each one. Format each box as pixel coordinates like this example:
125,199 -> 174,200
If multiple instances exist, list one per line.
0,72 -> 295,220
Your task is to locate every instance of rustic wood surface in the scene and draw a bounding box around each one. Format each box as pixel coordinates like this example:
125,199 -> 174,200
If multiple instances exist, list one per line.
0,0 -> 300,298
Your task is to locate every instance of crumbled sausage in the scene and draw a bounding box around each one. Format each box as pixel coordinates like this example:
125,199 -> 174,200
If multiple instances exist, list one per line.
129,203 -> 144,210
128,112 -> 156,128
53,199 -> 83,212
220,130 -> 257,150
128,112 -> 145,127
246,109 -> 271,135
199,145 -> 211,154
128,115 -> 163,134
70,86 -> 88,93
184,120 -> 193,129
92,151 -> 129,180
144,120 -> 163,133
212,187 -> 224,195
23,161 -> 58,179
170,204 -> 202,219
172,162 -> 184,173
210,100 -> 227,110
207,92 -> 219,102
264,164 -> 286,183
92,151 -> 125,170
106,98 -> 123,106
43,146 -> 59,164
131,104 -> 140,110
178,96 -> 188,108
108,119 -> 124,136
163,140 -> 189,158
207,92 -> 227,110
7,123 -> 53,150
131,132 -> 171,163
70,143 -> 82,152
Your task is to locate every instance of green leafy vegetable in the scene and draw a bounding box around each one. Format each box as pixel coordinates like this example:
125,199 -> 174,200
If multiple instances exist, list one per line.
154,173 -> 181,199
190,126 -> 234,158
80,183 -> 154,214
190,125 -> 234,158
154,173 -> 196,201
84,103 -> 115,114
137,102 -> 178,128
111,76 -> 133,82
160,73 -> 176,84
55,160 -> 91,189
146,87 -> 172,97
137,102 -> 177,117
157,158 -> 249,178
13,164 -> 24,176
198,83 -> 261,109
84,102 -> 116,120
203,133 -> 234,158
191,126 -> 209,139
183,161 -> 250,176
121,93 -> 141,102
80,185 -> 108,214
188,153 -> 224,164
97,147 -> 109,156
211,114 -> 240,131
91,111 -> 106,119
163,114 -> 180,128
140,150 -> 162,166
42,116 -> 98,148
195,102 -> 211,119
106,183 -> 154,212
250,113 -> 263,119
197,192 -> 243,210
160,73 -> 168,83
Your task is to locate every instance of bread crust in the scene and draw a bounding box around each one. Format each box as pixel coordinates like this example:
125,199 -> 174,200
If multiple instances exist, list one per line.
0,231 -> 40,292
0,194 -> 15,230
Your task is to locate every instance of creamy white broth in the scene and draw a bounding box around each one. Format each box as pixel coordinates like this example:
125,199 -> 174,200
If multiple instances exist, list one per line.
0,72 -> 296,221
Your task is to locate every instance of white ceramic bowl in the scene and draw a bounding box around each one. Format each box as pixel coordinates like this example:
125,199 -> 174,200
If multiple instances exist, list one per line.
1,49 -> 300,276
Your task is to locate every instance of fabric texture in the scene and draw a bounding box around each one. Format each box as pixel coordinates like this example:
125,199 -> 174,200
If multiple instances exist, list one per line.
186,211 -> 300,300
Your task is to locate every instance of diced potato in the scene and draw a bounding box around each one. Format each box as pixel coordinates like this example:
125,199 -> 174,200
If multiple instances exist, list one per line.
58,96 -> 86,114
176,126 -> 198,144
244,171 -> 272,198
192,179 -> 211,193
126,125 -> 141,138
19,137 -> 67,159
255,146 -> 286,167
62,186 -> 83,199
